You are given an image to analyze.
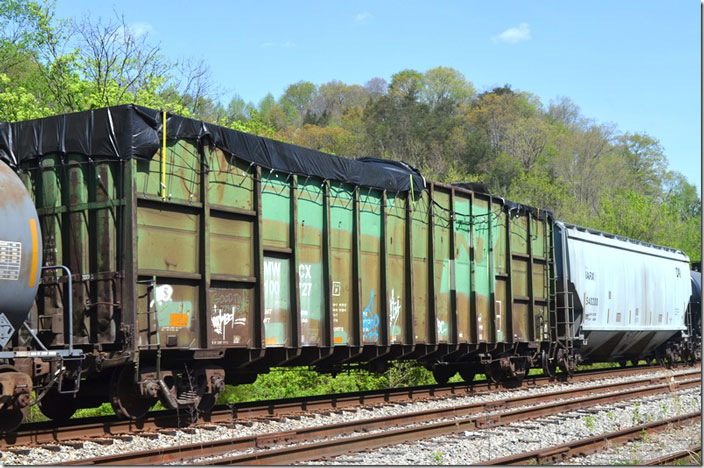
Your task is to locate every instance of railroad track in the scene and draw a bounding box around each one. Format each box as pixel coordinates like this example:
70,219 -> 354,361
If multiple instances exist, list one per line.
45,368 -> 700,465
645,445 -> 701,465
2,364 -> 688,448
482,412 -> 701,465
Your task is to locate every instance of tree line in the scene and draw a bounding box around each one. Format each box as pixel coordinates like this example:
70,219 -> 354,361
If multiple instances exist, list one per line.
1,1 -> 700,261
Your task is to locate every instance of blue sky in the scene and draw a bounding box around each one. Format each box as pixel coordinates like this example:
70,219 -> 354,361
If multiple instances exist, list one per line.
54,1 -> 701,189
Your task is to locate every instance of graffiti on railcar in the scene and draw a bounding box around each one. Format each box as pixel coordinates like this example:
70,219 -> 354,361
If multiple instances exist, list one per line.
208,288 -> 250,346
389,289 -> 402,341
299,262 -> 323,345
331,281 -> 349,344
362,289 -> 379,343
436,319 -> 448,338
264,257 -> 290,346
153,284 -> 192,330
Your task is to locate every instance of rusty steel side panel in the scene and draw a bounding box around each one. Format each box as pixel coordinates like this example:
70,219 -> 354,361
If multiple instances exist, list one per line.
432,189 -> 452,343
411,191 -> 429,343
135,141 -> 201,202
65,155 -> 90,344
531,217 -> 546,258
385,192 -> 406,344
359,189 -> 382,344
206,147 -> 256,348
507,211 -> 551,343
531,216 -> 550,341
136,281 -> 200,348
208,287 -> 252,347
261,171 -> 293,347
472,196 -> 491,343
208,216 -> 253,278
263,255 -> 291,347
493,207 -> 509,343
261,172 -> 291,249
93,160 -> 118,344
297,178 -> 325,346
19,154 -> 123,349
34,156 -> 65,346
510,257 -> 530,339
207,148 -> 254,211
452,191 -> 472,344
329,183 -> 354,345
15,131 -> 558,361
132,140 -> 204,349
137,208 -> 199,274
509,214 -> 530,341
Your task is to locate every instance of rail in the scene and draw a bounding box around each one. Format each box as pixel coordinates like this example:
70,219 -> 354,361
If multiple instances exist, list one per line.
47,369 -> 700,465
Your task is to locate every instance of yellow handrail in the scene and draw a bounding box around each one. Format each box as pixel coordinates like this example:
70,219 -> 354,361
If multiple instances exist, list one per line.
161,110 -> 167,200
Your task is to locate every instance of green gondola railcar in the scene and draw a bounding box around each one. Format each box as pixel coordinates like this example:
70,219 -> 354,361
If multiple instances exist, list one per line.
1,105 -> 556,419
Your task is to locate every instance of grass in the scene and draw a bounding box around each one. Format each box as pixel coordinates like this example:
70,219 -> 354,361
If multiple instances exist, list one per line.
23,359 -> 661,420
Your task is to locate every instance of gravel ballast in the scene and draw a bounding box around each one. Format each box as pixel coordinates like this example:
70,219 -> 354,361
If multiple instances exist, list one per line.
0,367 -> 698,465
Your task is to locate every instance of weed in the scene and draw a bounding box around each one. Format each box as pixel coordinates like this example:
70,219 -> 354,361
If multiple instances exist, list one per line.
631,403 -> 642,425
433,452 -> 444,465
640,428 -> 651,443
584,415 -> 596,430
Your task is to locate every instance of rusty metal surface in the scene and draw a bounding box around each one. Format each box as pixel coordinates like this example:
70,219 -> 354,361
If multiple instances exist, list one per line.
204,373 -> 701,465
644,445 -> 701,466
48,370 -> 696,465
483,412 -> 702,465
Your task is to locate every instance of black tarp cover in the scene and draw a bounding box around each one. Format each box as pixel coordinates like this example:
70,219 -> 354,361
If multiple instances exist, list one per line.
0,104 -> 426,193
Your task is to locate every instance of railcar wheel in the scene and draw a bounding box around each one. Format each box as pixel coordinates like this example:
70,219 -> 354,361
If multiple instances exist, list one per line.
485,362 -> 503,384
659,349 -> 677,369
459,369 -> 475,383
37,387 -> 78,422
684,349 -> 697,366
541,350 -> 557,378
197,393 -> 217,413
0,407 -> 24,433
432,367 -> 454,385
110,367 -> 156,420
0,368 -> 31,433
618,360 -> 628,368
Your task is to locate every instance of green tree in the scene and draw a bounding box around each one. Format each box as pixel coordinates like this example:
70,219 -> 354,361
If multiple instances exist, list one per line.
280,80 -> 316,125
226,94 -> 253,122
421,66 -> 475,109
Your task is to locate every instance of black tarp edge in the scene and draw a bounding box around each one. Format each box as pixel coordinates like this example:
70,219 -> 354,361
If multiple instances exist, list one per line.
0,104 -> 426,194
504,198 -> 554,221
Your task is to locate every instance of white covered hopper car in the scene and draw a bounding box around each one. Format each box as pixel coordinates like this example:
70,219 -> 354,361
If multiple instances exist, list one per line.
555,222 -> 693,365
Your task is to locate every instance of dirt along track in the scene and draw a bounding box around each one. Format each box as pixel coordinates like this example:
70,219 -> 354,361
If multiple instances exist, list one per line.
13,365 -> 697,465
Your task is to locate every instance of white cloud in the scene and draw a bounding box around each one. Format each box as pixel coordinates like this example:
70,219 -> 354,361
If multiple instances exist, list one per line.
128,22 -> 154,38
492,23 -> 531,44
260,41 -> 297,49
355,12 -> 372,23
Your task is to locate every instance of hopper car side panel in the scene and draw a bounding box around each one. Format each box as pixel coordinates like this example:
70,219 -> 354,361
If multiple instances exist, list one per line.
15,139 -> 552,373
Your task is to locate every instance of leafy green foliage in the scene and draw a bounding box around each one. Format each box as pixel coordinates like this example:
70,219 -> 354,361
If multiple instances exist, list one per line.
216,361 -> 435,404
